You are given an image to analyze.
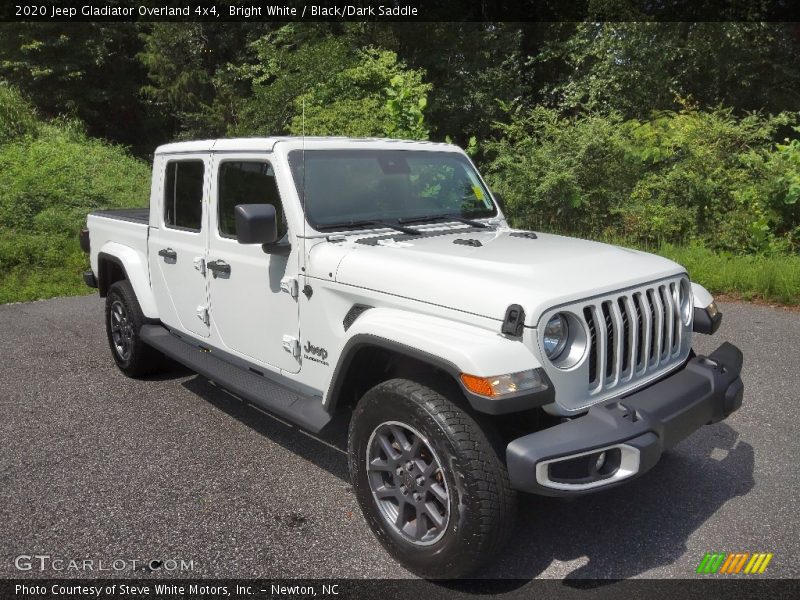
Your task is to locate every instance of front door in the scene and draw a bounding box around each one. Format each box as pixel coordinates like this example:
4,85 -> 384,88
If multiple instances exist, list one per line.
148,156 -> 210,338
206,155 -> 300,373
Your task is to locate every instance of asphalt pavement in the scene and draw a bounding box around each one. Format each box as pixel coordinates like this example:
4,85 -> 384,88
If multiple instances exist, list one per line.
1,295 -> 798,581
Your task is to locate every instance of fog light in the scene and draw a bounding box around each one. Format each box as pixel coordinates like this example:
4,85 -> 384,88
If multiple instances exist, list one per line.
595,451 -> 607,471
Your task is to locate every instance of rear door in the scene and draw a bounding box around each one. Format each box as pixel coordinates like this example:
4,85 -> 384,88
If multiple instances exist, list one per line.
206,154 -> 300,373
148,155 -> 211,338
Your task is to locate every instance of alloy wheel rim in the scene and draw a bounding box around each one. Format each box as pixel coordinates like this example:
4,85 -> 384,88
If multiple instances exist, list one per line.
366,420 -> 450,546
109,300 -> 133,361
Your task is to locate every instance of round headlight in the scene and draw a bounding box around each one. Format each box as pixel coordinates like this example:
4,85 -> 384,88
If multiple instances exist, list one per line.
543,313 -> 569,359
679,279 -> 693,326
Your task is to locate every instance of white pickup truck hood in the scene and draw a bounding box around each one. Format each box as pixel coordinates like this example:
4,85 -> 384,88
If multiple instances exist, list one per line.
325,228 -> 686,327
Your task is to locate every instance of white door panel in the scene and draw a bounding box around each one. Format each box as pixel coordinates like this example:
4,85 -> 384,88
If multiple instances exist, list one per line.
207,242 -> 300,372
207,154 -> 300,373
148,154 -> 210,338
149,227 -> 209,337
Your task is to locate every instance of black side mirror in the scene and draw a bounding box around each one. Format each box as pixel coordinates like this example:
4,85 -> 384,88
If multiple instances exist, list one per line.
235,204 -> 278,245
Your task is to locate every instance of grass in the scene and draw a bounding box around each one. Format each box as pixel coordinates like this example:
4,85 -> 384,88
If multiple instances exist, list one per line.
0,119 -> 150,305
0,236 -> 92,304
656,243 -> 800,306
0,265 -> 94,304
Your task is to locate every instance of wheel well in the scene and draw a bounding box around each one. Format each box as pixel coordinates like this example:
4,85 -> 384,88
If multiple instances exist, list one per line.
328,342 -> 551,446
330,346 -> 460,414
97,255 -> 127,297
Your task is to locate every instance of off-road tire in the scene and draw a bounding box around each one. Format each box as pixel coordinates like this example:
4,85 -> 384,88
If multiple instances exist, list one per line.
105,280 -> 168,377
348,378 -> 517,578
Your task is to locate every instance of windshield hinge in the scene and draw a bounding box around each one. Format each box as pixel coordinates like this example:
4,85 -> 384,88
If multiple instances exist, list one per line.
280,276 -> 299,298
501,304 -> 525,337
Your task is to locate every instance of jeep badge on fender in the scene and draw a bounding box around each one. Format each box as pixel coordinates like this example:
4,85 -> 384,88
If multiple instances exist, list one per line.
81,137 -> 743,578
303,341 -> 329,364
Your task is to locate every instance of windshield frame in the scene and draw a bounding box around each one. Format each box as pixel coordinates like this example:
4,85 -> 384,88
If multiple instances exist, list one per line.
287,148 -> 499,233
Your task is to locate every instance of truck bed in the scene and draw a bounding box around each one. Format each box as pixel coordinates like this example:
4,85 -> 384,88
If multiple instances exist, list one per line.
86,208 -> 150,293
90,208 -> 149,224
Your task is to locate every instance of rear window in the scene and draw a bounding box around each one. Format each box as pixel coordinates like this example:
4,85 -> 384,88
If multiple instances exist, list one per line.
164,160 -> 204,231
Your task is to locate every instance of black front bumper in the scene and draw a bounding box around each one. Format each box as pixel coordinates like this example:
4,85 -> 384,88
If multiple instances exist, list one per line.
506,342 -> 744,496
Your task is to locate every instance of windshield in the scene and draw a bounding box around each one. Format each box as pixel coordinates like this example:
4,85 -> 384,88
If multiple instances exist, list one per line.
288,149 -> 497,230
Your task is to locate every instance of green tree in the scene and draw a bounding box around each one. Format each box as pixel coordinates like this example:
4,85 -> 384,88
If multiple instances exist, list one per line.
484,104 -> 637,235
386,22 -> 532,145
289,48 -> 430,139
235,22 -> 527,144
137,22 -> 272,140
538,22 -> 800,118
233,24 -> 366,136
233,24 -> 430,139
0,23 -> 158,153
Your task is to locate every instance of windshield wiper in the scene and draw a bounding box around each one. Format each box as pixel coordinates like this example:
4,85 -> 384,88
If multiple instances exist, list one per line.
317,219 -> 421,235
398,213 -> 490,228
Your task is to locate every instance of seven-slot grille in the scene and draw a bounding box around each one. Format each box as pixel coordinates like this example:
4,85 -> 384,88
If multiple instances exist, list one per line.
582,280 -> 685,394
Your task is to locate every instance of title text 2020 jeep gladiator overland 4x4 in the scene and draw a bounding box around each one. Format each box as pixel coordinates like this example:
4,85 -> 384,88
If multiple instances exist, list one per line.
80,137 -> 743,577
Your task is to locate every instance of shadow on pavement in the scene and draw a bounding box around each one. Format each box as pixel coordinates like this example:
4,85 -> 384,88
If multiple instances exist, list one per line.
477,421 -> 755,583
180,375 -> 351,481
179,373 -> 754,584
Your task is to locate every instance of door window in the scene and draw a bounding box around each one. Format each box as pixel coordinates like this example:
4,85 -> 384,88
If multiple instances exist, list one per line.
217,161 -> 287,239
164,160 -> 204,231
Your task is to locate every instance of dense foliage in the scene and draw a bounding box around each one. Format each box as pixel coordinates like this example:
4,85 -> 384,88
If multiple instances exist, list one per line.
484,105 -> 800,254
231,26 -> 430,139
537,23 -> 800,118
0,82 -> 38,142
0,89 -> 150,302
0,22 -> 799,302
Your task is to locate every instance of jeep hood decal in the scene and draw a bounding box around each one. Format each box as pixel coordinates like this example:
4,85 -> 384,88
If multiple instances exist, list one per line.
333,230 -> 685,326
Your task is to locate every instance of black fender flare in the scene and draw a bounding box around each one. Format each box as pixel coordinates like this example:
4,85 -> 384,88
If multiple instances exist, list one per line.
325,334 -> 554,416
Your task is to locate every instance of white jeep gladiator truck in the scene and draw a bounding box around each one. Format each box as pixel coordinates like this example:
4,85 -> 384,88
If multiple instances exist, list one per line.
80,137 -> 743,577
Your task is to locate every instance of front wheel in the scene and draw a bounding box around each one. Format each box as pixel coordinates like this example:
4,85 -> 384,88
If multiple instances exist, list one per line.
348,378 -> 517,578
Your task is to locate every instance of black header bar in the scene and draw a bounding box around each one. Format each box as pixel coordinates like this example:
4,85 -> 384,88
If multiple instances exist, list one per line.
2,578 -> 799,600
1,0 -> 799,22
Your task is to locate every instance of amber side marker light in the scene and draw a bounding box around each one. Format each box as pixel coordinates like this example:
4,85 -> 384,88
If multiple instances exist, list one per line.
460,374 -> 495,397
460,369 -> 548,398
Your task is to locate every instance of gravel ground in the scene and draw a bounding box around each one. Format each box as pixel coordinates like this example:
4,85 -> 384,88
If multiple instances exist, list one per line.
0,296 -> 798,581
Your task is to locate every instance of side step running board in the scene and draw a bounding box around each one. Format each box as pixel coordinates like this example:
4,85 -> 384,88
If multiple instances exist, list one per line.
140,325 -> 332,433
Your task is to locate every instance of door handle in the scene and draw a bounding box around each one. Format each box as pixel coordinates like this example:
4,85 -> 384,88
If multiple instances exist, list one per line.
158,247 -> 177,260
207,259 -> 231,277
